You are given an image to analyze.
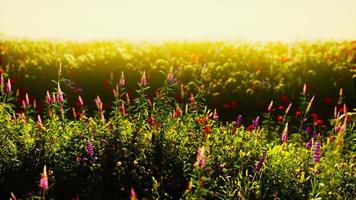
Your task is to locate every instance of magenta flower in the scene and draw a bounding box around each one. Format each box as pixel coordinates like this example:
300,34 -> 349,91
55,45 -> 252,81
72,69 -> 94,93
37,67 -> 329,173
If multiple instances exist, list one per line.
281,123 -> 288,142
119,72 -> 125,87
57,90 -> 64,103
267,100 -> 273,112
236,115 -> 242,128
78,96 -> 84,107
252,116 -> 260,128
39,165 -> 48,190
5,79 -> 11,93
86,139 -> 94,156
95,96 -> 103,113
130,188 -> 137,200
213,109 -> 218,120
255,151 -> 267,172
306,139 -> 313,150
313,140 -> 321,162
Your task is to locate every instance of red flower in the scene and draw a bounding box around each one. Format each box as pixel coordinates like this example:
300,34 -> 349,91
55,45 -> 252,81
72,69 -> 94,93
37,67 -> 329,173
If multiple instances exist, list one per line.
323,96 -> 332,105
196,115 -> 208,124
276,115 -> 283,122
173,106 -> 182,118
223,103 -> 230,110
230,100 -> 237,108
280,95 -> 288,103
314,119 -> 323,126
246,124 -> 255,131
278,105 -> 284,111
295,110 -> 302,118
202,124 -> 212,135
311,113 -> 318,120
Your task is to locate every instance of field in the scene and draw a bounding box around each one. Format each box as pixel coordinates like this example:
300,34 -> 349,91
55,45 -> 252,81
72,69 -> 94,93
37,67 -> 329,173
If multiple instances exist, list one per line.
0,39 -> 355,199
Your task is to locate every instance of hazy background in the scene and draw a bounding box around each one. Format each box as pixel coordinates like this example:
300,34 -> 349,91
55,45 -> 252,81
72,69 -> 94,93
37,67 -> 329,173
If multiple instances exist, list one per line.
0,0 -> 355,41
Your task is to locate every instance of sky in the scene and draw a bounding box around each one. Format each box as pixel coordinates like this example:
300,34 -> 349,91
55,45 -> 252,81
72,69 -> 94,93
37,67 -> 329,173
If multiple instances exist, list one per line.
0,0 -> 355,41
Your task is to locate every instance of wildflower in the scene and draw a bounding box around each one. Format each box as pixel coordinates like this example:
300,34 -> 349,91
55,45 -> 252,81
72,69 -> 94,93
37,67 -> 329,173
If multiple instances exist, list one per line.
202,124 -> 212,135
303,84 -> 307,96
213,109 -> 218,120
95,96 -> 103,113
173,106 -> 182,118
255,151 -> 267,172
39,165 -> 48,190
140,71 -> 147,86
252,116 -> 260,128
57,90 -> 64,103
281,122 -> 288,142
323,96 -> 332,105
77,96 -> 84,107
280,95 -> 288,103
196,115 -> 208,124
119,72 -> 125,87
267,101 -> 273,112
305,126 -> 312,135
306,95 -> 315,114
0,74 -> 3,86
278,105 -> 284,111
285,103 -> 292,115
120,102 -> 126,115
195,147 -> 206,168
167,67 -> 174,82
223,103 -> 230,110
306,139 -> 313,150
86,139 -> 94,156
10,192 -> 17,200
146,116 -> 156,126
5,79 -> 11,93
130,188 -> 137,200
312,131 -> 317,139
230,100 -> 237,108
313,140 -> 321,162
37,115 -> 43,128
314,119 -> 323,126
295,110 -> 302,118
45,91 -> 52,104
311,113 -> 318,120
246,124 -> 255,131
236,115 -> 242,128
125,92 -> 130,104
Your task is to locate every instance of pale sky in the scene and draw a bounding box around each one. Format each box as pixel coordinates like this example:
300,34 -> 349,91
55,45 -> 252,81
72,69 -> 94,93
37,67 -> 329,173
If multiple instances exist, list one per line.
0,0 -> 355,41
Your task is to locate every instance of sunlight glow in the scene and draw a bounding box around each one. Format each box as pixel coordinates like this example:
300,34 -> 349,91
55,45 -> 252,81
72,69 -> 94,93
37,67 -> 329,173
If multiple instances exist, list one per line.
0,0 -> 355,41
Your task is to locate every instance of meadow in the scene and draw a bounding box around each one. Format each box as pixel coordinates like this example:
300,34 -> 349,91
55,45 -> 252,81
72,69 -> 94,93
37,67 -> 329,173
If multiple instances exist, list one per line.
0,39 -> 355,199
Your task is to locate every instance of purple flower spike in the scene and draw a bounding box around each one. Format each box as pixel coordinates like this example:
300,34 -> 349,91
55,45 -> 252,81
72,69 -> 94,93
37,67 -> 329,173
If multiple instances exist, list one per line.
306,139 -> 313,150
255,151 -> 267,172
313,140 -> 321,162
305,126 -> 311,135
86,139 -> 94,156
253,116 -> 260,128
236,115 -> 242,128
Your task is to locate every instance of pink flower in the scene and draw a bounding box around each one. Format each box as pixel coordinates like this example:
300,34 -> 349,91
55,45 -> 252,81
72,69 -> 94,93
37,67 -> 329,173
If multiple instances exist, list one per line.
95,96 -> 103,113
5,79 -> 11,93
140,71 -> 147,86
195,147 -> 206,168
119,72 -> 125,87
120,102 -> 126,115
167,67 -> 174,83
57,90 -> 64,103
213,109 -> 218,120
130,188 -> 137,200
303,84 -> 307,96
77,96 -> 84,107
267,100 -> 273,112
39,165 -> 48,190
281,123 -> 288,143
